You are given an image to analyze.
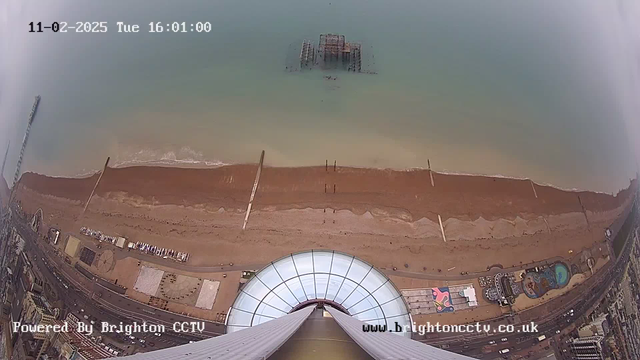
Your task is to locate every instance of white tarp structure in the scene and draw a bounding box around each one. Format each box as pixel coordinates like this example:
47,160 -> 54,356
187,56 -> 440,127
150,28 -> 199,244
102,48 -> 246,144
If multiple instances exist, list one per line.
133,266 -> 164,296
195,280 -> 220,310
115,237 -> 127,248
462,287 -> 478,307
64,236 -> 81,257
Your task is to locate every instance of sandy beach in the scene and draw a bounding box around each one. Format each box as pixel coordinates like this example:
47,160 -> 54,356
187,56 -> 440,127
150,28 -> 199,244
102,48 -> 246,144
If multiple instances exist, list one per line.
17,165 -> 635,220
10,164 -> 636,274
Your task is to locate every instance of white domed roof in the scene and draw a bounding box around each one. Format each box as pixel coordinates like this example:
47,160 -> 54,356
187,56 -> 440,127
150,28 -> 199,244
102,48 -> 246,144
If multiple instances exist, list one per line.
227,250 -> 412,337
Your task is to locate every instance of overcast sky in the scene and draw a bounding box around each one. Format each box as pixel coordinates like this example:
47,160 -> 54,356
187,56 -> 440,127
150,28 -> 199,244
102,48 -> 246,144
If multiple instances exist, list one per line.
614,0 -> 640,168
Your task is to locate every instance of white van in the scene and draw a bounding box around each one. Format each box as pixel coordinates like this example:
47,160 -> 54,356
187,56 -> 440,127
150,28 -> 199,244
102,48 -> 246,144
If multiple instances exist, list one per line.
499,349 -> 510,354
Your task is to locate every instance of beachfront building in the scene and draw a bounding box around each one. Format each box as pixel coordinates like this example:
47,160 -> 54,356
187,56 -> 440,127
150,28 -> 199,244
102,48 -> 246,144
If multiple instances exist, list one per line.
460,286 -> 478,307
578,313 -> 609,337
50,316 -> 113,359
111,250 -> 474,359
570,336 -> 605,360
11,291 -> 56,359
22,291 -> 54,326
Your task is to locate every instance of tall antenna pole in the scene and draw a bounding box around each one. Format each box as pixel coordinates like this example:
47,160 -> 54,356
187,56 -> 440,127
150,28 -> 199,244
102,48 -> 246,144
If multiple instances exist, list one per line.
1,141 -> 9,179
13,96 -> 41,188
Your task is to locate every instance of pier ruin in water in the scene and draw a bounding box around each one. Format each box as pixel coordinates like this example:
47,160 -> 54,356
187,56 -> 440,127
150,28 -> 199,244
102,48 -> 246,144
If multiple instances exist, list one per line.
287,33 -> 376,74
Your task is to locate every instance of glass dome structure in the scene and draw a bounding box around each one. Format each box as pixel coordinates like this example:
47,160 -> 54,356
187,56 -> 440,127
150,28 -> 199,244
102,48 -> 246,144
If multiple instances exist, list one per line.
226,250 -> 412,337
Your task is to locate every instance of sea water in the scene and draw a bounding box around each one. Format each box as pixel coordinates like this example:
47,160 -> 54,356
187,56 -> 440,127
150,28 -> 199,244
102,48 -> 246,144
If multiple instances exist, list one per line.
0,0 -> 638,193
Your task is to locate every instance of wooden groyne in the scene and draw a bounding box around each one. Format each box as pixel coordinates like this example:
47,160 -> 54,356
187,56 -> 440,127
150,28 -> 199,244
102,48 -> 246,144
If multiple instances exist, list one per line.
243,150 -> 265,230
82,157 -> 110,216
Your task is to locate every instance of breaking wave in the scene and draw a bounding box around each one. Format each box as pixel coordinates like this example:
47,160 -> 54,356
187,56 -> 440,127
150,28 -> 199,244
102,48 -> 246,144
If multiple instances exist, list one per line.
112,146 -> 228,169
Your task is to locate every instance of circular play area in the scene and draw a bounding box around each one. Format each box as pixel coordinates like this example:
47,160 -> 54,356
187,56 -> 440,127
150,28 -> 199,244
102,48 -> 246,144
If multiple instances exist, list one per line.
522,262 -> 570,299
95,250 -> 115,273
159,273 -> 202,302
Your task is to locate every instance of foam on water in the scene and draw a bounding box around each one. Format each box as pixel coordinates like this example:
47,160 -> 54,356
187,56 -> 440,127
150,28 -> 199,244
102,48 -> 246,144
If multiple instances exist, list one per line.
112,146 -> 228,169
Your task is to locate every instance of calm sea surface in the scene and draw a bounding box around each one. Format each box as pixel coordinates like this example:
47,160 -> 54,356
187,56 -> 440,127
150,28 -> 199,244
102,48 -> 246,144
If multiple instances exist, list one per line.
1,0 -> 638,192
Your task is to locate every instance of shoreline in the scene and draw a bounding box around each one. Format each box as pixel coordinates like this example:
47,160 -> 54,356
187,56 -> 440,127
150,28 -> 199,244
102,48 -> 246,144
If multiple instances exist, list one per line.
14,164 -> 637,225
34,160 -> 635,195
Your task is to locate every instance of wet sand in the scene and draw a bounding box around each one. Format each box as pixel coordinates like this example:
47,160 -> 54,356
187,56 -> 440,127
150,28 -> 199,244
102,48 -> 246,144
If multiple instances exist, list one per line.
17,165 -> 636,220
12,165 -> 637,273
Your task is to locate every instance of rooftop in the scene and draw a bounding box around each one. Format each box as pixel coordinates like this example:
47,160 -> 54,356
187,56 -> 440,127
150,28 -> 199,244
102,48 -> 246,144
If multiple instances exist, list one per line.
28,292 -> 52,316
226,250 -> 412,337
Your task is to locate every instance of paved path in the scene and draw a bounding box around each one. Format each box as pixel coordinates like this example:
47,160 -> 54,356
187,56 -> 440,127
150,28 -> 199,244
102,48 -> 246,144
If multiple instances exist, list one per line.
70,232 -> 568,282
382,256 -> 566,281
